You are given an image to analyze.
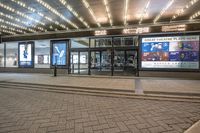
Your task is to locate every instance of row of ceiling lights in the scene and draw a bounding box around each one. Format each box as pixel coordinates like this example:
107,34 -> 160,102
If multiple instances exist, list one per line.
172,0 -> 199,20
0,0 -> 200,35
0,12 -> 36,28
0,24 -> 24,34
103,0 -> 113,26
0,2 -> 45,32
0,2 -> 45,26
139,0 -> 151,24
124,0 -> 129,26
154,0 -> 174,23
59,0 -> 90,28
0,11 -> 43,32
0,17 -> 36,33
36,0 -> 78,29
11,0 -> 67,30
82,0 -> 101,27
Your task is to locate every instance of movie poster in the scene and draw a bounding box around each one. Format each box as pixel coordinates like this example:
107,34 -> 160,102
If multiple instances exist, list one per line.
141,36 -> 199,69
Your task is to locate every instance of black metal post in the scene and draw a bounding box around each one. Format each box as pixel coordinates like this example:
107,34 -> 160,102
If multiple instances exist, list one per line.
54,63 -> 57,77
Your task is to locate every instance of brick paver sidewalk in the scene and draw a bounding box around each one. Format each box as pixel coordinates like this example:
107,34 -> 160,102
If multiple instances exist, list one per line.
0,87 -> 200,133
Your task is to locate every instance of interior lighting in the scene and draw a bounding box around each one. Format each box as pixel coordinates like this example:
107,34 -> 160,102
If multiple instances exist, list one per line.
154,0 -> 174,23
123,27 -> 150,34
95,30 -> 107,36
82,0 -> 101,27
162,24 -> 186,32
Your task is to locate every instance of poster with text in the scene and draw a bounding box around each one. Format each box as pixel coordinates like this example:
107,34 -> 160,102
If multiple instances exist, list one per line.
141,36 -> 199,69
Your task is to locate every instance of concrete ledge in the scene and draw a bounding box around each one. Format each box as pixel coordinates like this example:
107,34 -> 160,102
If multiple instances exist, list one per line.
185,120 -> 200,133
0,68 -> 68,74
139,71 -> 200,79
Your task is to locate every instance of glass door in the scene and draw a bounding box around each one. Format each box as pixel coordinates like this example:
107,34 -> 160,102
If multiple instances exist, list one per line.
114,51 -> 125,74
70,51 -> 88,74
79,52 -> 88,74
113,50 -> 137,76
124,50 -> 137,75
90,50 -> 111,75
70,52 -> 79,74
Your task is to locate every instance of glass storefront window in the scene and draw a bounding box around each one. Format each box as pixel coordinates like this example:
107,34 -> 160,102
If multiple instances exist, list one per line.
0,43 -> 4,67
35,40 -> 50,68
112,37 -> 139,47
71,38 -> 89,48
90,38 -> 112,47
113,38 -> 122,47
6,42 -> 18,67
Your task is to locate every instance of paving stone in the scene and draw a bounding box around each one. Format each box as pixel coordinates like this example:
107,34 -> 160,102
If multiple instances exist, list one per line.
148,126 -> 166,133
103,127 -> 120,133
0,87 -> 200,133
116,122 -> 129,132
36,128 -> 47,133
28,123 -> 40,133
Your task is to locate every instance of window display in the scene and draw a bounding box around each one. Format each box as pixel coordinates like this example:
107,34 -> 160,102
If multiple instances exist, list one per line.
52,41 -> 67,66
19,42 -> 34,67
0,43 -> 4,67
71,38 -> 89,48
35,40 -> 50,68
141,36 -> 199,69
6,42 -> 18,67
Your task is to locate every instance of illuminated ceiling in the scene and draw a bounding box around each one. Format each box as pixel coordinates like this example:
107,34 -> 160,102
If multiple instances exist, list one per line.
0,0 -> 200,36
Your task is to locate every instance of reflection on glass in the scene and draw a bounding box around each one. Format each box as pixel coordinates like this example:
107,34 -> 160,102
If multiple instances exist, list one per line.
70,52 -> 78,74
114,50 -> 137,76
90,38 -> 112,47
71,38 -> 89,48
80,52 -> 88,74
90,51 -> 111,75
0,44 -> 4,67
113,37 -> 138,47
6,42 -> 18,67
114,51 -> 125,71
35,40 -> 50,68
70,52 -> 88,74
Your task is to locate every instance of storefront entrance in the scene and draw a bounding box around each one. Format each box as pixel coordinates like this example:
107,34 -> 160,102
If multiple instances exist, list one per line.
70,51 -> 89,75
90,50 -> 112,75
114,50 -> 137,76
69,36 -> 139,76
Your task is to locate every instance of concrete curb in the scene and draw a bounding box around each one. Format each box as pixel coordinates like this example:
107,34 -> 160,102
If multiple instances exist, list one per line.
184,120 -> 200,133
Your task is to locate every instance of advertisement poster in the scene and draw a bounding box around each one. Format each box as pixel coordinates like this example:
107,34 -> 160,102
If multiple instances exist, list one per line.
19,43 -> 33,67
52,42 -> 67,65
141,36 -> 199,69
